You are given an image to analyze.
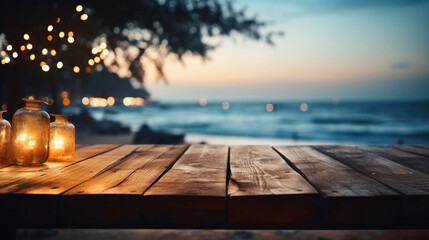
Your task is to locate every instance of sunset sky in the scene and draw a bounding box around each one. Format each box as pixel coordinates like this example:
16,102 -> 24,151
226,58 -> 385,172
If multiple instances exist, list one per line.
146,0 -> 429,101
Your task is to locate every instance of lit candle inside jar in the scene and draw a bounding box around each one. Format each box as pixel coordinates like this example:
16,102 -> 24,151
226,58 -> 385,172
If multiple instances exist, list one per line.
22,136 -> 35,161
49,137 -> 65,159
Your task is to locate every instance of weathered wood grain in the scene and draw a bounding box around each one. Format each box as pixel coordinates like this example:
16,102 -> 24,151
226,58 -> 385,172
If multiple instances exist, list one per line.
60,145 -> 189,227
394,145 -> 429,157
143,144 -> 229,228
316,145 -> 429,227
275,146 -> 401,228
359,146 -> 429,175
228,145 -> 319,229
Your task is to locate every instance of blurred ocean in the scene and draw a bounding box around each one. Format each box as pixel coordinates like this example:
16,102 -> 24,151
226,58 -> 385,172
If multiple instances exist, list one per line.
77,101 -> 429,145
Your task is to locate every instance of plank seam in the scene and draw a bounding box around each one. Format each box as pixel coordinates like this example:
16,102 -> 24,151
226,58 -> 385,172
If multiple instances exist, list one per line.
59,145 -> 140,195
312,146 -> 405,197
392,146 -> 429,158
141,144 -> 191,195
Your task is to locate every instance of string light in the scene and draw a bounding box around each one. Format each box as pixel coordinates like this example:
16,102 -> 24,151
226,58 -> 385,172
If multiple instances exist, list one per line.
12,52 -> 18,58
26,43 -> 33,50
23,34 -> 30,40
0,51 -> 5,56
88,59 -> 94,66
1,59 -> 5,65
59,32 -> 65,38
42,48 -> 48,55
42,64 -> 50,72
102,49 -> 109,55
94,56 -> 100,63
67,36 -> 74,43
91,48 -> 98,54
47,25 -> 53,32
76,5 -> 83,12
4,57 -> 10,63
30,54 -> 35,60
56,17 -> 61,23
99,53 -> 106,59
40,61 -> 47,67
51,49 -> 57,56
73,66 -> 80,73
20,45 -> 25,51
6,45 -> 12,51
47,35 -> 53,41
57,61 -> 63,69
100,42 -> 107,49
68,31 -> 74,37
80,14 -> 88,21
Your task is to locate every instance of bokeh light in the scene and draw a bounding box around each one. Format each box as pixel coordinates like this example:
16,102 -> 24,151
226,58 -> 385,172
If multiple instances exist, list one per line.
266,103 -> 274,112
57,61 -> 63,69
23,34 -> 30,40
76,5 -> 83,12
199,98 -> 207,107
47,25 -> 53,32
222,101 -> 230,110
300,103 -> 308,112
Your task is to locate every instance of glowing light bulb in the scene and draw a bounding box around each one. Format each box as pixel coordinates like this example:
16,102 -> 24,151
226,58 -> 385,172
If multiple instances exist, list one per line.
82,97 -> 89,105
91,48 -> 98,54
42,48 -> 48,55
57,61 -> 63,69
4,57 -> 10,63
94,56 -> 100,63
300,103 -> 308,112
23,34 -> 30,40
26,43 -> 33,50
100,42 -> 107,49
6,45 -> 12,51
47,25 -> 54,32
56,17 -> 61,23
88,59 -> 94,66
42,64 -> 50,72
102,49 -> 109,55
67,37 -> 74,43
59,32 -> 65,38
51,49 -> 57,56
30,54 -> 35,60
80,14 -> 88,21
47,35 -> 53,41
20,45 -> 26,51
68,31 -> 74,37
73,66 -> 80,73
76,5 -> 83,12
1,59 -> 5,65
0,51 -> 5,56
12,52 -> 18,58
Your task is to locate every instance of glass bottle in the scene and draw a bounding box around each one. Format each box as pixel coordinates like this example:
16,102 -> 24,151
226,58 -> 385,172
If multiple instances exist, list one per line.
10,99 -> 50,166
0,110 -> 11,161
48,114 -> 75,161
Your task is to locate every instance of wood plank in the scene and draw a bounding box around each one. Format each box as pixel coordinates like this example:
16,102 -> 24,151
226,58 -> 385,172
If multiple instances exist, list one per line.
315,145 -> 429,227
394,145 -> 429,157
60,145 -> 189,228
0,145 -> 137,228
359,146 -> 429,175
228,145 -> 319,229
142,144 -> 229,228
275,146 -> 401,229
413,145 -> 429,150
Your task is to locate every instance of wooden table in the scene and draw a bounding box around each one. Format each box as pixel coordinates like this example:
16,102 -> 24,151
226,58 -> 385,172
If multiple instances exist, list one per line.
1,144 -> 429,233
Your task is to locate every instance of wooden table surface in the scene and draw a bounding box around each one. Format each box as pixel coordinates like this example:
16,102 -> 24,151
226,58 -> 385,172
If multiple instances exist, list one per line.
1,144 -> 429,229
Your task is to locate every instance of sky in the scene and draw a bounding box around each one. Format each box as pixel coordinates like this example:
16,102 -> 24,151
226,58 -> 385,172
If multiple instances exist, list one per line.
146,0 -> 429,102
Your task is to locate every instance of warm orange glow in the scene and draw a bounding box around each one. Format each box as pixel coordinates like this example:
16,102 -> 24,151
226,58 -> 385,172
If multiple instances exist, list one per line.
61,91 -> 69,98
107,97 -> 115,106
88,59 -> 94,66
26,44 -> 33,50
266,103 -> 274,112
68,31 -> 74,37
222,101 -> 230,110
56,17 -> 61,23
100,42 -> 107,49
12,52 -> 18,58
73,66 -> 80,73
67,36 -> 75,43
1,59 -> 5,65
59,32 -> 65,38
47,35 -> 53,41
300,103 -> 308,112
42,64 -> 50,72
47,25 -> 53,32
40,61 -> 46,67
6,45 -> 12,51
1,51 -> 5,56
20,45 -> 25,51
102,49 -> 109,55
62,98 -> 71,106
23,34 -> 30,40
30,54 -> 35,60
56,61 -> 63,69
80,14 -> 88,21
76,5 -> 83,12
42,48 -> 48,55
94,57 -> 100,63
82,97 -> 89,105
99,53 -> 106,60
199,98 -> 207,107
85,67 -> 91,73
4,57 -> 10,63
91,48 -> 98,54
51,49 -> 57,56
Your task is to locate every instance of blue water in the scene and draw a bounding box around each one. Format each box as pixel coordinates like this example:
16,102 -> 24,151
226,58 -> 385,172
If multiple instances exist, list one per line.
79,101 -> 429,144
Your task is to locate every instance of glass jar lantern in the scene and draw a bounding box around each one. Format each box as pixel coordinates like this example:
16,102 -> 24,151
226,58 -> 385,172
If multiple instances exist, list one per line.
10,99 -> 50,166
48,114 -> 75,161
0,110 -> 11,161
